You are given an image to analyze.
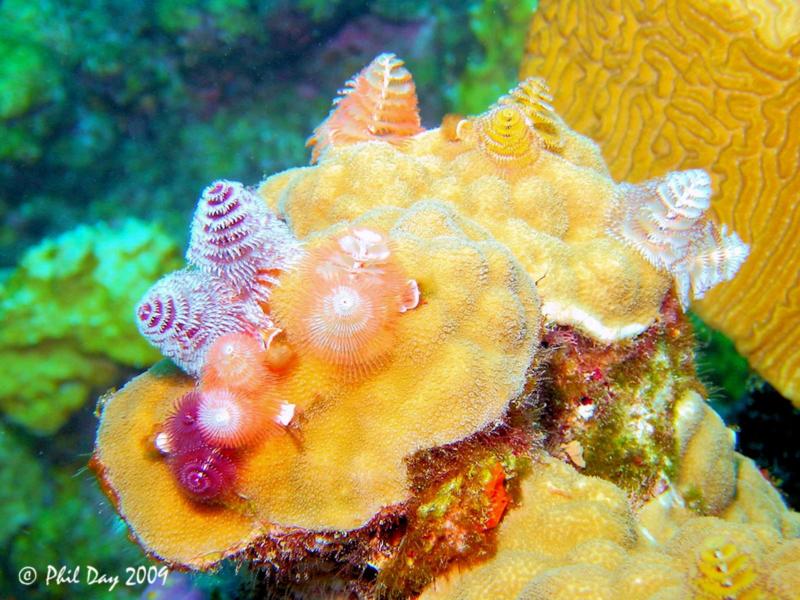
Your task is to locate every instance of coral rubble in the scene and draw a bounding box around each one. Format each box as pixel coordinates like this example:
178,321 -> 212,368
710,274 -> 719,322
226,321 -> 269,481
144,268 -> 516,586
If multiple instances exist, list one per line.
522,0 -> 800,405
93,54 -> 797,599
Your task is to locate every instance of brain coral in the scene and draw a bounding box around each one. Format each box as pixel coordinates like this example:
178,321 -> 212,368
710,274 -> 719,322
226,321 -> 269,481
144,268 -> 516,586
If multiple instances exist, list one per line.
0,219 -> 181,433
93,54 -> 787,597
521,0 -> 800,404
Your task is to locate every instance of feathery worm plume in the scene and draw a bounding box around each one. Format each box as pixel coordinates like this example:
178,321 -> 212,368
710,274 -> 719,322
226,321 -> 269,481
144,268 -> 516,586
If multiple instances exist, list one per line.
187,180 -> 302,300
135,270 -> 272,376
608,169 -> 748,308
198,333 -> 286,447
674,223 -> 749,308
272,229 -> 419,374
201,332 -> 273,396
497,77 -> 564,153
163,390 -> 206,455
609,169 -> 711,271
169,445 -> 238,504
195,388 -> 281,448
307,53 -> 424,163
474,104 -> 540,167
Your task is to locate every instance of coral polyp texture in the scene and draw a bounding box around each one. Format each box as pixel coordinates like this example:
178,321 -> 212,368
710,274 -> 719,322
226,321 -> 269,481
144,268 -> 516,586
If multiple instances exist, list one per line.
93,54 -> 797,598
521,0 -> 800,404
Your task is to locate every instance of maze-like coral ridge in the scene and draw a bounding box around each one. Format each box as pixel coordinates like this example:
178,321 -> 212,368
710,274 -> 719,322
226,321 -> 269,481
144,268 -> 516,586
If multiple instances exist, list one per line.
522,0 -> 800,404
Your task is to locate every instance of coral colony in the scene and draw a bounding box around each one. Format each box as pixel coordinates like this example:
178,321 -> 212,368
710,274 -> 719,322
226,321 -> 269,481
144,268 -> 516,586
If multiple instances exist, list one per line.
522,0 -> 800,405
94,54 -> 800,599
0,219 -> 181,434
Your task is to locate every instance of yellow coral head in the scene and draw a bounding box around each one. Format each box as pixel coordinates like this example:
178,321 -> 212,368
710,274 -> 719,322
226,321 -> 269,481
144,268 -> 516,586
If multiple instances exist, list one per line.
271,230 -> 416,374
475,104 -> 540,167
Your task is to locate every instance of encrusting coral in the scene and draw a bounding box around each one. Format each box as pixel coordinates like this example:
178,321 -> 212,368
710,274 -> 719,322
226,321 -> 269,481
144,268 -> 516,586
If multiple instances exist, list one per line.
0,219 -> 181,433
521,0 -> 800,405
93,54 -> 797,598
264,73 -> 745,342
95,198 -> 542,566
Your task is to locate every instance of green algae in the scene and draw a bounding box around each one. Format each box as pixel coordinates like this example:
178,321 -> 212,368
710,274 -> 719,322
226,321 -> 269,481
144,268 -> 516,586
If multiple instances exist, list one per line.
544,306 -> 700,499
578,342 -> 683,495
690,312 -> 757,407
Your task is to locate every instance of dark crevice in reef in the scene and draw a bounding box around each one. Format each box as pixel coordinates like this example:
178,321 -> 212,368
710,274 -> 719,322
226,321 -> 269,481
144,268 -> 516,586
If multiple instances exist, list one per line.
722,384 -> 800,510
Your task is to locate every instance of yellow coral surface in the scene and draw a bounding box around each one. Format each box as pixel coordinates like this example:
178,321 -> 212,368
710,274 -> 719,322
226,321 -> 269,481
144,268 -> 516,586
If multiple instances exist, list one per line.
94,202 -> 541,567
422,385 -> 800,599
259,110 -> 672,342
422,454 -> 800,600
92,365 -> 258,568
521,0 -> 800,404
